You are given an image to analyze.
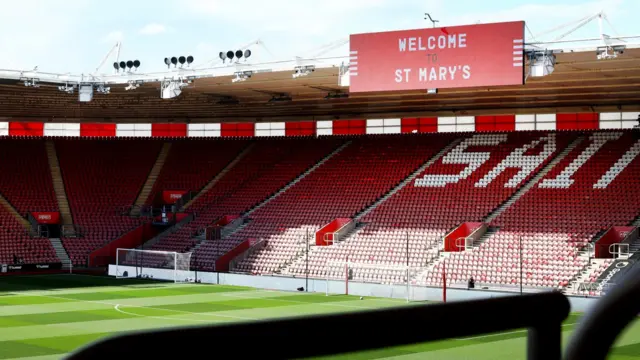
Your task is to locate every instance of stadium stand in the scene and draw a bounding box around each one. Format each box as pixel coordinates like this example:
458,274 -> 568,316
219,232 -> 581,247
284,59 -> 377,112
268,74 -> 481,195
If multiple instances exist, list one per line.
144,139 -> 250,205
227,134 -> 457,275
274,132 -> 573,284
148,137 -> 344,257
422,131 -> 640,290
56,138 -> 163,265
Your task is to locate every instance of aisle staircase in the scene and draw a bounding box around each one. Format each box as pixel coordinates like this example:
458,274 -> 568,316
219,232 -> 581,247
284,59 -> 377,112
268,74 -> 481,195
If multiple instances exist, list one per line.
131,143 -> 172,216
0,193 -> 30,229
49,238 -> 72,270
355,139 -> 462,221
183,142 -> 256,210
484,136 -> 584,223
45,140 -> 73,225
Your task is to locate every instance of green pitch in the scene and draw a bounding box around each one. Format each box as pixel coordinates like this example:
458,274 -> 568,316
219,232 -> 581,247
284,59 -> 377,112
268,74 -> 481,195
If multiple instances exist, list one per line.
0,275 -> 638,360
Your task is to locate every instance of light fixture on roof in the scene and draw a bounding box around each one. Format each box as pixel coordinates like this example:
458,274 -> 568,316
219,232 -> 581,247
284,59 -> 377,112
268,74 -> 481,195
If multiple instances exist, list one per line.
232,71 -> 253,83
220,49 -> 251,64
324,92 -> 348,100
125,80 -> 141,91
160,78 -> 190,99
57,83 -> 75,94
268,94 -> 292,103
95,84 -> 110,94
524,49 -> 556,78
21,78 -> 40,87
113,60 -> 141,73
164,56 -> 194,69
292,65 -> 315,79
597,45 -> 625,60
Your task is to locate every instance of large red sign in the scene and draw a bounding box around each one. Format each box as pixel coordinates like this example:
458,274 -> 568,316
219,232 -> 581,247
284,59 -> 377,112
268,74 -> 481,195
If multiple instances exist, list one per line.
31,212 -> 61,225
349,21 -> 525,93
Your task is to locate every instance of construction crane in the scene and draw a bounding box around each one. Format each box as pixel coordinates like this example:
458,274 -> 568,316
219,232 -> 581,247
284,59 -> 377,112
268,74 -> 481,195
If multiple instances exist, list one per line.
93,42 -> 122,76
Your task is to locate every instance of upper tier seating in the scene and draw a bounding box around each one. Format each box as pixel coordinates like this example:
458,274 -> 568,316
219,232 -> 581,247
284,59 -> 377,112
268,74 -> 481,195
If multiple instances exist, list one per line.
226,134 -> 456,274
421,131 -> 640,289
282,132 -> 575,283
145,139 -> 249,205
149,137 -> 343,255
57,139 -> 163,265
0,139 -> 58,215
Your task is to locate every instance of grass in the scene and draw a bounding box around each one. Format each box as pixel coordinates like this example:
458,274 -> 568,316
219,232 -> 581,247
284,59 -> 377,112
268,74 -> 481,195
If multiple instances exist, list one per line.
0,275 -> 638,360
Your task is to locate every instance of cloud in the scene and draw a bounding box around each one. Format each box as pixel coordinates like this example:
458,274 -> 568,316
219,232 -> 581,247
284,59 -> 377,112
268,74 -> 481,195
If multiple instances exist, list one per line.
139,23 -> 168,35
103,30 -> 124,43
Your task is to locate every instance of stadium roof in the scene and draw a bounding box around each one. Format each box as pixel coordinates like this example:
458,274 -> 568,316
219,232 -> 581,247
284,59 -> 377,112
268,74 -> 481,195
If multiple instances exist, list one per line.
1,47 -> 639,123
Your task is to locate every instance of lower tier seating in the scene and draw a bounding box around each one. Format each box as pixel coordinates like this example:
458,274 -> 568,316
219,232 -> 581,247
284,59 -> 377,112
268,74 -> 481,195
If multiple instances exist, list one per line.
221,134 -> 455,274
0,207 -> 57,265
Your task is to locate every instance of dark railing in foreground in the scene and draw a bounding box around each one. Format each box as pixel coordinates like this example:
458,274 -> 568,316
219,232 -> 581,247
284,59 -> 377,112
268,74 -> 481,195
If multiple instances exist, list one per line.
565,262 -> 640,360
64,263 -> 640,360
65,292 -> 569,360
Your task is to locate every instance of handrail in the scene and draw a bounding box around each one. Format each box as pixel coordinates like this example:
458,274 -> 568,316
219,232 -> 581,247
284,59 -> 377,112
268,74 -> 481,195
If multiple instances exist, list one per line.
608,243 -> 630,259
64,292 -> 569,360
565,262 -> 640,360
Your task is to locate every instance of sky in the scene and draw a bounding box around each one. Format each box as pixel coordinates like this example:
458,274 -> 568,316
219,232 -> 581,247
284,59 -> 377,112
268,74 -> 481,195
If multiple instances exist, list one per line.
0,0 -> 637,74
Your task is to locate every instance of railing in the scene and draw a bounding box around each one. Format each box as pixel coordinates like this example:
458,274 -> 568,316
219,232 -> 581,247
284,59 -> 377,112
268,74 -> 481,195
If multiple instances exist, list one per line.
229,238 -> 267,271
61,225 -> 84,238
609,243 -> 630,259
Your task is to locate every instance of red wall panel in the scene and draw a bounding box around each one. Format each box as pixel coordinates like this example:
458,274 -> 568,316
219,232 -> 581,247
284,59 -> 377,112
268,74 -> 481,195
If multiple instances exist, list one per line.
556,113 -> 599,130
221,123 -> 255,137
475,115 -> 515,132
333,120 -> 366,135
285,121 -> 315,136
80,124 -> 116,137
152,123 -> 187,137
401,117 -> 437,133
9,122 -> 44,137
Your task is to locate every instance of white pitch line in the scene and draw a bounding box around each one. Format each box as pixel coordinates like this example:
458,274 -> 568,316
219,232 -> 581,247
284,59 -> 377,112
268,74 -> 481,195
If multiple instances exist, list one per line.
454,322 -> 577,341
15,290 -> 255,321
113,304 -> 222,324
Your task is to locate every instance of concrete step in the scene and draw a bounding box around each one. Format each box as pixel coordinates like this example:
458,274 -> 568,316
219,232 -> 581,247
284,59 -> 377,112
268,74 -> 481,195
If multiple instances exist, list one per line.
484,135 -> 584,223
131,143 -> 172,216
45,140 -> 74,225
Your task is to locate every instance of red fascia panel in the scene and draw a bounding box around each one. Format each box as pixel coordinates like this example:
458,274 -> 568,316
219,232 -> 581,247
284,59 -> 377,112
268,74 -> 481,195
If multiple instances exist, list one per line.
285,121 -> 315,136
402,117 -> 438,133
9,122 -> 44,137
221,123 -> 255,137
475,115 -> 515,132
80,123 -> 117,137
557,113 -> 599,130
152,123 -> 187,137
333,120 -> 366,135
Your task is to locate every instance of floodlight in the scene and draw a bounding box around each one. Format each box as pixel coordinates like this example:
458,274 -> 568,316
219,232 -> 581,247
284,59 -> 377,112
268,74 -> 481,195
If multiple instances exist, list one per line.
187,56 -> 194,65
133,60 -> 140,69
226,51 -> 235,61
113,62 -> 120,70
119,61 -> 126,70
244,49 -> 252,59
171,57 -> 178,67
126,60 -> 133,69
179,56 -> 186,65
235,50 -> 243,60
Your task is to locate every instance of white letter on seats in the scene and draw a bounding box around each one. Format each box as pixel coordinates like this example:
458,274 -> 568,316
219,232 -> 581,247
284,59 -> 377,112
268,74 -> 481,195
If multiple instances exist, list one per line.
415,134 -> 508,187
539,132 -> 622,189
593,139 -> 640,189
475,133 -> 557,188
